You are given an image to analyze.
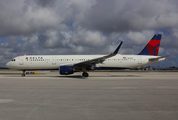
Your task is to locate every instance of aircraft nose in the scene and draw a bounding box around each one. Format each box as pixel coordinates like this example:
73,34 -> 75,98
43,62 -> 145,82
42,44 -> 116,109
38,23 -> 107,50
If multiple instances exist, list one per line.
6,62 -> 11,68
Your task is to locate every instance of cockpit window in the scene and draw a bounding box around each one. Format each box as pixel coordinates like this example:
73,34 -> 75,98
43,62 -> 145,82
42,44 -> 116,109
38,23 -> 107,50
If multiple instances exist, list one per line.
11,59 -> 16,61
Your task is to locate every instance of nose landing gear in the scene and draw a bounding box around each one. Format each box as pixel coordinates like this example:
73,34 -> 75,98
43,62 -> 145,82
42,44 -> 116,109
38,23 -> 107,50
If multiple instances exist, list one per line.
22,70 -> 25,77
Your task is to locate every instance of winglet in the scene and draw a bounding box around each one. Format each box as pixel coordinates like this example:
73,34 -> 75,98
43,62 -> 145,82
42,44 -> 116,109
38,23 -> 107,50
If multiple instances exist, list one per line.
112,41 -> 123,54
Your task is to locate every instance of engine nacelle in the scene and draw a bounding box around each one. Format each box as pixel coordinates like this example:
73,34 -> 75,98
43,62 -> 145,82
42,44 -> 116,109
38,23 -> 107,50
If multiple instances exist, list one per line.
59,66 -> 74,75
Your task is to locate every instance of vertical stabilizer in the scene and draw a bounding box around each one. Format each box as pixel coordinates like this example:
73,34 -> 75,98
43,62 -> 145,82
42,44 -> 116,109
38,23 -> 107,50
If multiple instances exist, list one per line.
138,34 -> 161,56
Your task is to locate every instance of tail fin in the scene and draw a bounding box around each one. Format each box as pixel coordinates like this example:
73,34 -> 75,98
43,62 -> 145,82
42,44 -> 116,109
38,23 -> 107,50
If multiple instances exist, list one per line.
138,34 -> 162,56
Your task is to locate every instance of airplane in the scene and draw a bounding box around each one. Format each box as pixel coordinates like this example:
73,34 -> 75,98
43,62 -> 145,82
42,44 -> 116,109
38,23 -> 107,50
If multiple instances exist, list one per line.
6,34 -> 170,77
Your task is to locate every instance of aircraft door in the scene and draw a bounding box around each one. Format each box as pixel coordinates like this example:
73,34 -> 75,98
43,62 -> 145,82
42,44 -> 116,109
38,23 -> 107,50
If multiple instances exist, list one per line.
52,57 -> 56,65
19,58 -> 24,65
138,56 -> 142,64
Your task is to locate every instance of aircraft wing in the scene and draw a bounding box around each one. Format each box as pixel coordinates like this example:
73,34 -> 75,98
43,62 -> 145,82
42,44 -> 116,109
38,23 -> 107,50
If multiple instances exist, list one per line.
73,41 -> 123,70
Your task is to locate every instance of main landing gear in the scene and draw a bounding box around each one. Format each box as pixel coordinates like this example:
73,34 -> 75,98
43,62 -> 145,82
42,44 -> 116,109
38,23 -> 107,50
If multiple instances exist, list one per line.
82,72 -> 89,77
21,70 -> 25,77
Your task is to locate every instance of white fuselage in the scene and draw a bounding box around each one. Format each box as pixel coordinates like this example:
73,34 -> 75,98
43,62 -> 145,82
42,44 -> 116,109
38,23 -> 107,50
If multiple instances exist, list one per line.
6,54 -> 165,70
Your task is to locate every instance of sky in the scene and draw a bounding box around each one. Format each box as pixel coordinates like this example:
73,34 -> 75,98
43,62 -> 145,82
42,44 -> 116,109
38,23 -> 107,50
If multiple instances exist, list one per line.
0,0 -> 178,67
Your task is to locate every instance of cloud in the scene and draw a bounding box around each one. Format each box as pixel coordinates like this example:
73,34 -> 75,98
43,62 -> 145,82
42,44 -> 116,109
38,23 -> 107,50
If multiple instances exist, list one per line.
34,0 -> 57,7
0,0 -> 178,67
72,29 -> 107,47
79,0 -> 178,32
0,0 -> 68,37
38,30 -> 65,48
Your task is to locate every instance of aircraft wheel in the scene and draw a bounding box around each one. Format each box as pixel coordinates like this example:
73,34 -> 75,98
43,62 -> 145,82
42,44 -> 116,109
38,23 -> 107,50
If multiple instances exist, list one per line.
22,70 -> 26,77
21,74 -> 25,77
82,72 -> 89,77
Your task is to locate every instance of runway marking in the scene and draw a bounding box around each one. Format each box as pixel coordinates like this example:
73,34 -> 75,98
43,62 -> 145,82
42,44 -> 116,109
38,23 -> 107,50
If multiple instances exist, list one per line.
0,99 -> 13,103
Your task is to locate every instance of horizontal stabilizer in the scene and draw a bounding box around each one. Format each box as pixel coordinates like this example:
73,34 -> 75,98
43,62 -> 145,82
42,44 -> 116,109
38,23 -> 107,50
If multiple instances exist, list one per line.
149,55 -> 171,62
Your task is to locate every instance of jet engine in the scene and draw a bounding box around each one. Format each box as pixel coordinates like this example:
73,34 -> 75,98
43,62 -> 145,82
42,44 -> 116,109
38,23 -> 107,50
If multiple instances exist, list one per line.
59,66 -> 74,75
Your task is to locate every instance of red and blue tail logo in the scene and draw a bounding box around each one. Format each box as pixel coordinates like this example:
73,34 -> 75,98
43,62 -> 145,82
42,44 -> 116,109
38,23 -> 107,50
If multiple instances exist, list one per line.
138,34 -> 161,56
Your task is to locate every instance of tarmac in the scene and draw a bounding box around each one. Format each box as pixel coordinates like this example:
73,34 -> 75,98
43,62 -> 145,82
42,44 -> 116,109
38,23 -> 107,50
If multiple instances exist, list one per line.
0,70 -> 178,120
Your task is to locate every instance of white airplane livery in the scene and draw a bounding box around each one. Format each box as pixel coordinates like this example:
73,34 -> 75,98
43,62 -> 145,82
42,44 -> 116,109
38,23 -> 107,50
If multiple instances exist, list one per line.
6,34 -> 170,77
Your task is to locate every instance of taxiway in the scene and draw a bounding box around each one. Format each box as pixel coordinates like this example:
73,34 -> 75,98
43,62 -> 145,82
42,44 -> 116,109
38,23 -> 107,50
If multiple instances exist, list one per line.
0,71 -> 178,120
